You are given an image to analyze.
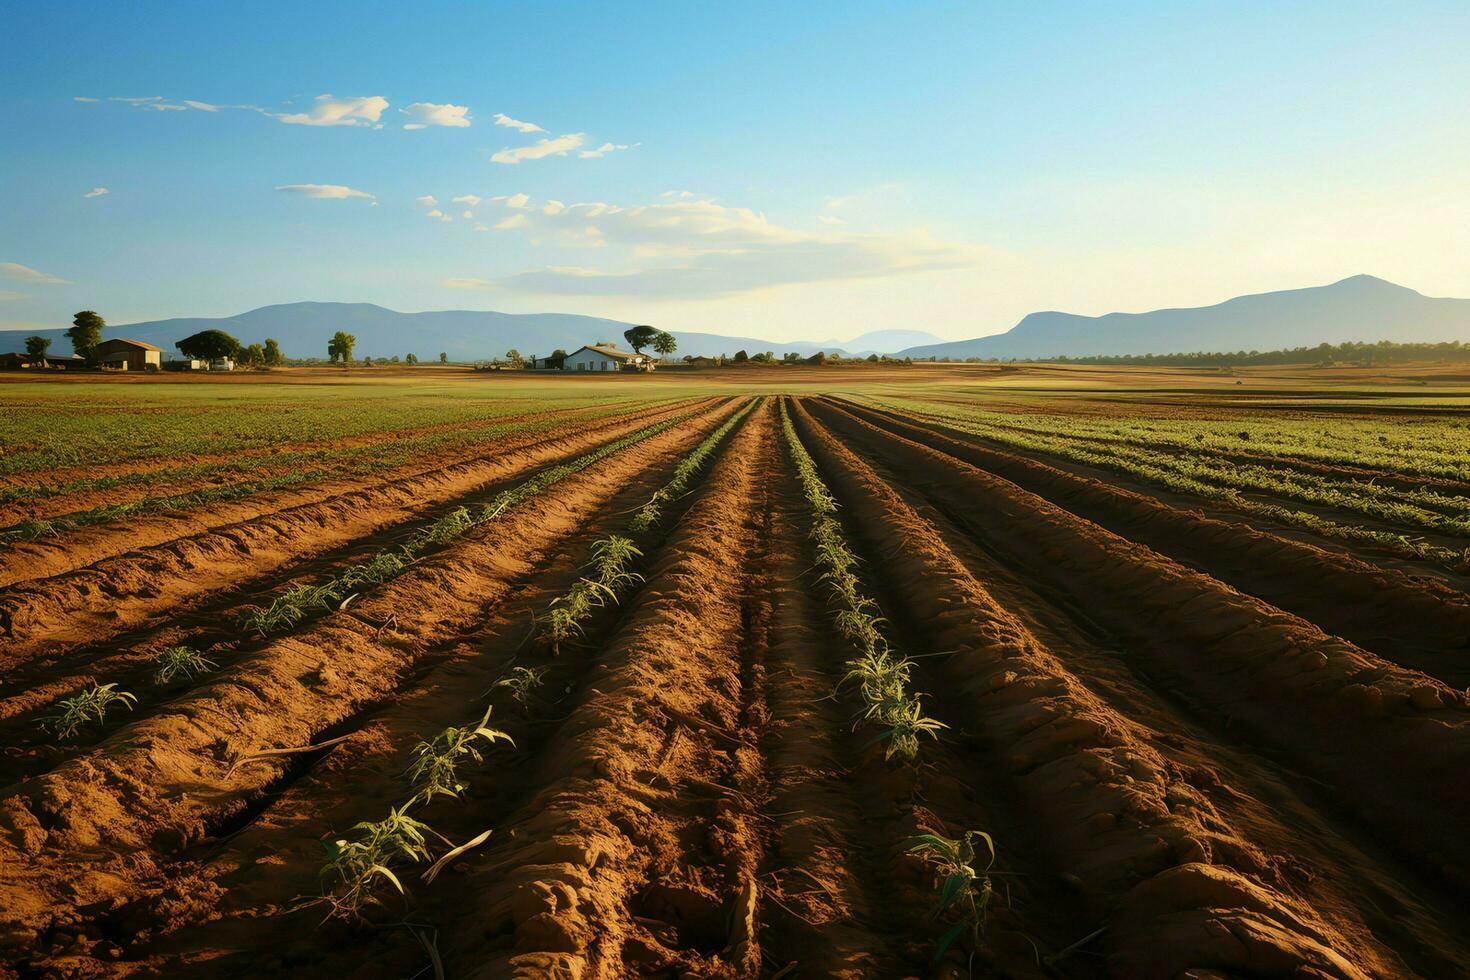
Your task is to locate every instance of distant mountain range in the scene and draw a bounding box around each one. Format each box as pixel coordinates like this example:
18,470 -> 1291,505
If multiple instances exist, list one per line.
1,304 -> 940,361
4,275 -> 1467,362
896,275 -> 1470,359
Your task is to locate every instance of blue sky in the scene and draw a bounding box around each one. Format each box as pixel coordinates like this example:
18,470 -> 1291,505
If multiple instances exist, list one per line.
3,1 -> 1468,342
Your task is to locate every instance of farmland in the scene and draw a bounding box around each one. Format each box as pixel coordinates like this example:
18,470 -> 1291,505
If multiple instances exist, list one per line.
1,365 -> 1468,978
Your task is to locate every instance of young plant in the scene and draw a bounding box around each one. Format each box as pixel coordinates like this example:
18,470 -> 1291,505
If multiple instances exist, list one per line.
40,683 -> 138,738
152,645 -> 218,685
497,666 -> 548,706
908,830 -> 997,965
406,704 -> 513,807
321,802 -> 444,921
629,398 -> 759,533
543,536 -> 644,654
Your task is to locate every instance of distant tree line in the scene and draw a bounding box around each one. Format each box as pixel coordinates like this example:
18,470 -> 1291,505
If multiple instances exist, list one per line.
1033,340 -> 1470,368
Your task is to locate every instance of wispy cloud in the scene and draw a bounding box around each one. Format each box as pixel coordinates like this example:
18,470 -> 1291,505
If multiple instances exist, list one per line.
274,184 -> 376,201
451,195 -> 481,207
0,291 -> 25,301
416,195 -> 439,207
73,96 -> 98,103
579,141 -> 632,159
401,102 -> 471,129
0,262 -> 71,285
268,94 -> 388,128
109,96 -> 164,104
451,195 -> 976,298
491,133 -> 586,164
83,187 -> 109,199
492,112 -> 545,134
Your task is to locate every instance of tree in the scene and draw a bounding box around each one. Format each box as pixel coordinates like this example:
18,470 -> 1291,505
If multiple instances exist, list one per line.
67,311 -> 105,361
405,353 -> 418,365
653,331 -> 677,360
25,336 -> 51,357
240,343 -> 265,367
545,348 -> 568,369
363,356 -> 374,367
623,325 -> 659,354
783,352 -> 800,363
732,349 -> 748,363
390,355 -> 400,364
263,338 -> 284,366
505,349 -> 525,369
439,352 -> 448,364
177,329 -> 242,361
328,331 -> 356,365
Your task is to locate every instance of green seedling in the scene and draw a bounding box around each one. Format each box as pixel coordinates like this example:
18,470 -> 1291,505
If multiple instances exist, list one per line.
497,666 -> 548,706
321,802 -> 445,920
406,704 -> 513,807
152,645 -> 218,685
908,830 -> 997,965
40,682 -> 138,738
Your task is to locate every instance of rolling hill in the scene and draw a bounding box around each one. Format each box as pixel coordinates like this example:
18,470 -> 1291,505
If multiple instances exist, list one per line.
897,276 -> 1470,360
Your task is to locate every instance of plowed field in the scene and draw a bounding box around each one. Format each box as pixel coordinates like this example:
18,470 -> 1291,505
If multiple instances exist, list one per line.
2,368 -> 1467,979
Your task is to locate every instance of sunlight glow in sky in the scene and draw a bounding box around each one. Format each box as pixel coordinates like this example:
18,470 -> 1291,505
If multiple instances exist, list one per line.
3,1 -> 1468,341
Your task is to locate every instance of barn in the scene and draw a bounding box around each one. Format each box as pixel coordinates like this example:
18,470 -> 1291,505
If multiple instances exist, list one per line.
94,338 -> 163,371
562,345 -> 654,372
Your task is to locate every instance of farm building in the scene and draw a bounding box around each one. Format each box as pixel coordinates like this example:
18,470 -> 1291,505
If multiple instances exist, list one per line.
562,345 -> 655,372
94,337 -> 163,370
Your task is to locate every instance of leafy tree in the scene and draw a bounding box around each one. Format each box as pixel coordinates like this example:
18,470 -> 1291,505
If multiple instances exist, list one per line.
67,311 -> 105,360
25,336 -> 51,357
732,349 -> 748,363
362,356 -> 374,367
405,353 -> 418,365
390,355 -> 400,364
177,329 -> 242,361
328,331 -> 356,365
241,343 -> 266,367
783,351 -> 800,363
545,348 -> 568,369
439,351 -> 448,364
623,325 -> 659,354
653,331 -> 677,359
867,353 -> 880,362
505,349 -> 525,369
263,338 -> 284,366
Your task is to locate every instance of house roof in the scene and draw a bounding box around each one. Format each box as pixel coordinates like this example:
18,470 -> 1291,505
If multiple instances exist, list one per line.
572,344 -> 645,362
97,337 -> 164,352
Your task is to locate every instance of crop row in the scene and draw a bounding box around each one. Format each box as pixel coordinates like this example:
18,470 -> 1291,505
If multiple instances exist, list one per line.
0,385 -> 642,476
315,401 -> 760,925
868,397 -> 1470,569
872,393 -> 1470,481
780,400 -> 943,760
242,407 -> 703,636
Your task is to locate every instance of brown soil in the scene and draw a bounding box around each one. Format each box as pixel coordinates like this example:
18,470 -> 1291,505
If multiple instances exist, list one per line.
1,394 -> 1466,979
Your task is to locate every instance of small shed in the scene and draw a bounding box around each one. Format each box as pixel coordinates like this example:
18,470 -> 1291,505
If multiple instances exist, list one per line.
563,345 -> 654,372
94,338 -> 163,371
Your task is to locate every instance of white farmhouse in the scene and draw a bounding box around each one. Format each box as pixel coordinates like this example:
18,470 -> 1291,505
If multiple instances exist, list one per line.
561,345 -> 654,372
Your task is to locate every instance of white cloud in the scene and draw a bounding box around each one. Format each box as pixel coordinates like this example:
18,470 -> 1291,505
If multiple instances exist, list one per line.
401,102 -> 471,130
0,262 -> 71,284
452,195 -> 977,298
426,208 -> 451,222
491,133 -> 585,164
416,195 -> 439,207
491,192 -> 530,209
661,190 -> 699,199
145,103 -> 189,112
73,96 -> 98,103
579,141 -> 631,159
492,113 -> 545,134
462,210 -> 474,219
451,195 -> 481,207
83,187 -> 109,199
184,100 -> 219,112
274,183 -> 376,201
269,94 -> 388,128
110,96 -> 163,104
